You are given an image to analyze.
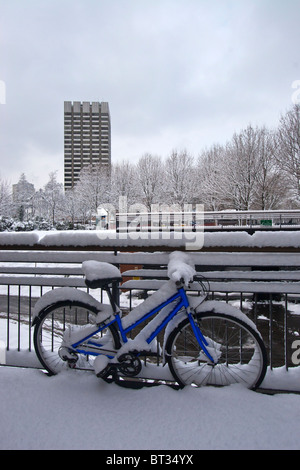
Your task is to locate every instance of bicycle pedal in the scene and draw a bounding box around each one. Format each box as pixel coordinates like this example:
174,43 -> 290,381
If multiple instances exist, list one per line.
58,346 -> 78,363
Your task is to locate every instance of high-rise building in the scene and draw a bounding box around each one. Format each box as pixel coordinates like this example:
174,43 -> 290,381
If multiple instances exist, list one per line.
64,101 -> 111,190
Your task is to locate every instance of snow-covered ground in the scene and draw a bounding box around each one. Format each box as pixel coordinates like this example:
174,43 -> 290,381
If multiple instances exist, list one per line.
0,365 -> 300,451
1,309 -> 300,450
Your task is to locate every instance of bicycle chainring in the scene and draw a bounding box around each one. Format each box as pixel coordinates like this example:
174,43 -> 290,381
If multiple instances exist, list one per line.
117,353 -> 142,377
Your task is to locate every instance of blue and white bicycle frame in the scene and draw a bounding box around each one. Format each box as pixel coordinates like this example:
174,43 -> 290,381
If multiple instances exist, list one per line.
33,257 -> 267,389
70,285 -> 215,364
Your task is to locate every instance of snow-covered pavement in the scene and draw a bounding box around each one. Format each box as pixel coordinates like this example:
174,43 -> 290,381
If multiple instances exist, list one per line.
0,365 -> 299,450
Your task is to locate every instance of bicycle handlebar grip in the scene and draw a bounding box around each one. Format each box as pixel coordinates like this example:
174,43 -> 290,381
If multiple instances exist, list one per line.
175,278 -> 185,287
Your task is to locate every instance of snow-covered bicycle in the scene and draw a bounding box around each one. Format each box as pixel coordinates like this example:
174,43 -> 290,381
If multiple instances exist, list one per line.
32,252 -> 267,390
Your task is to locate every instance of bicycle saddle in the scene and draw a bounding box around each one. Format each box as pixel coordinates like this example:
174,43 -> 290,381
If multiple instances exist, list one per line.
82,260 -> 122,289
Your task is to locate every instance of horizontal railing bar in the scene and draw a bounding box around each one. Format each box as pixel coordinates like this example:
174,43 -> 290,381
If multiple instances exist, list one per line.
0,251 -> 119,264
0,277 -> 86,287
1,275 -> 300,292
0,250 -> 170,265
122,268 -> 300,281
117,209 -> 300,217
2,250 -> 300,266
121,279 -> 300,294
0,266 -> 84,275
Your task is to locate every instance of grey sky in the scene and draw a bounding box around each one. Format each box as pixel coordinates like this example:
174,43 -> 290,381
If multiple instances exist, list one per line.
0,0 -> 299,189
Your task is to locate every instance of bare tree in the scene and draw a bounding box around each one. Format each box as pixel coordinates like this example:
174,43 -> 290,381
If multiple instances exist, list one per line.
0,176 -> 13,217
276,104 -> 300,205
252,127 -> 286,209
64,189 -> 80,226
75,164 -> 110,221
43,171 -> 65,225
12,173 -> 35,220
110,160 -> 139,207
136,153 -> 163,210
197,144 -> 227,210
164,149 -> 196,208
223,125 -> 263,210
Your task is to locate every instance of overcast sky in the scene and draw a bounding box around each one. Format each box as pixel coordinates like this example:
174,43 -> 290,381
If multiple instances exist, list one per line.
0,0 -> 299,189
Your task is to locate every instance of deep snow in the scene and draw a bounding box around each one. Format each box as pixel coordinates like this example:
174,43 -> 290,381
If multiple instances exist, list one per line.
0,365 -> 300,450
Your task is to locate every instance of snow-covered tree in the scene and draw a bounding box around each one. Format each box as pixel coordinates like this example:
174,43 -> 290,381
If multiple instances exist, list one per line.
110,160 -> 139,208
43,172 -> 64,224
12,173 -> 35,220
0,176 -> 13,217
197,127 -> 285,211
223,125 -> 263,210
136,153 -> 164,210
252,127 -> 285,209
75,164 -> 110,223
276,104 -> 300,206
63,188 -> 80,227
164,149 -> 196,208
197,144 -> 227,210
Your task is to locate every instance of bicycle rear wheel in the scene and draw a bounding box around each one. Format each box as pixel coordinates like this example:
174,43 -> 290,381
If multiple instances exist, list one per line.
33,301 -> 120,376
165,312 -> 267,390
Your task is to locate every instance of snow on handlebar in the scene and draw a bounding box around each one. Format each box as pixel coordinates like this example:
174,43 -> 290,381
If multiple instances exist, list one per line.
167,251 -> 196,287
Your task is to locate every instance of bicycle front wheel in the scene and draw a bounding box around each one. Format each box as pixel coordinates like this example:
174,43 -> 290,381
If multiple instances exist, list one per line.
165,312 -> 267,390
33,301 -> 120,376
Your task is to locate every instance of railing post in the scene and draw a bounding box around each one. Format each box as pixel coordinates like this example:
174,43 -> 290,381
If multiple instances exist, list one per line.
6,285 -> 10,352
192,212 -> 196,232
112,250 -> 120,307
111,281 -> 120,308
284,294 -> 289,371
269,293 -> 273,370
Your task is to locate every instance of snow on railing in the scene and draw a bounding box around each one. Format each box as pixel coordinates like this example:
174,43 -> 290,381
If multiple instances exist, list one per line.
1,227 -> 300,252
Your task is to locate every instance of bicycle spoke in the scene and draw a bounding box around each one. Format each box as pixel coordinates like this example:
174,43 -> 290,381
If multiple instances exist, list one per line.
34,302 -> 119,375
167,313 -> 267,389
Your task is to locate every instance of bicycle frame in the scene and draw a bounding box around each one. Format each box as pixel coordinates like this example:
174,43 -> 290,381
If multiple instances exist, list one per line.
71,286 -> 215,364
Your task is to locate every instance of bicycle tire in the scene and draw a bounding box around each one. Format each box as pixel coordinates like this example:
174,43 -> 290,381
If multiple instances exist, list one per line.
165,311 -> 267,390
33,301 -> 120,376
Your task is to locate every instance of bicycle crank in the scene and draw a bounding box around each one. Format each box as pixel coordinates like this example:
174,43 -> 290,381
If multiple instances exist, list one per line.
94,352 -> 142,380
117,353 -> 142,377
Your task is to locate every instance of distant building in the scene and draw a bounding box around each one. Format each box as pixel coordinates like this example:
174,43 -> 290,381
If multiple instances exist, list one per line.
64,101 -> 111,190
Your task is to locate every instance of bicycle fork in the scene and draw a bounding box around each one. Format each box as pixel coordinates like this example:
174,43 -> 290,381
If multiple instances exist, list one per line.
179,286 -> 217,365
188,313 -> 216,364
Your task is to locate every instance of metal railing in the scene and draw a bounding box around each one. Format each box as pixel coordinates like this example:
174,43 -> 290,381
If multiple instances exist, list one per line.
115,209 -> 300,232
0,247 -> 299,391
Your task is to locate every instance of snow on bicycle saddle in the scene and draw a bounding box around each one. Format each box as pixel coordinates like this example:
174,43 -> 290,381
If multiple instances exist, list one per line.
82,260 -> 122,289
